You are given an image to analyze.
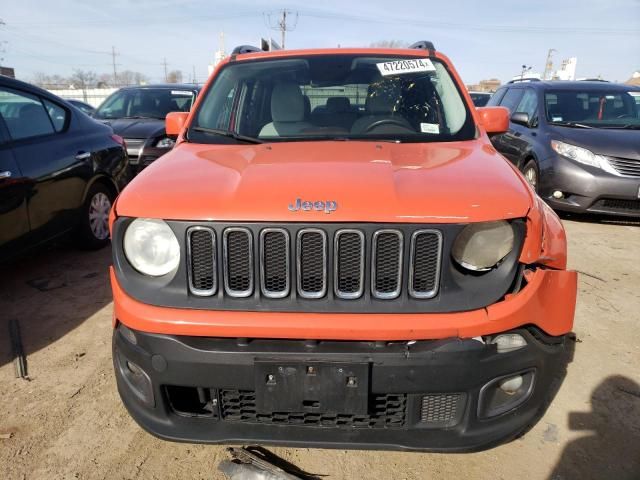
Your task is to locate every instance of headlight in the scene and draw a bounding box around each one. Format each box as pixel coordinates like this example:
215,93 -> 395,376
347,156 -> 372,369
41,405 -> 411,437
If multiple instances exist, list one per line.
452,221 -> 515,271
123,218 -> 180,276
155,137 -> 176,149
550,140 -> 606,168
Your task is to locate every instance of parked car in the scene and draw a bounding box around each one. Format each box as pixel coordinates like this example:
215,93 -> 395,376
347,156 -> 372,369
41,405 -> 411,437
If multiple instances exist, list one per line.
93,84 -> 200,174
0,76 -> 128,261
487,79 -> 640,217
469,91 -> 492,107
67,99 -> 96,116
110,42 -> 577,452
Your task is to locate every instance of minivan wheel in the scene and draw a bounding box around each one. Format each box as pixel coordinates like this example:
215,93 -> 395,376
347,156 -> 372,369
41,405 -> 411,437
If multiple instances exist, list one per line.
522,160 -> 539,191
77,183 -> 114,250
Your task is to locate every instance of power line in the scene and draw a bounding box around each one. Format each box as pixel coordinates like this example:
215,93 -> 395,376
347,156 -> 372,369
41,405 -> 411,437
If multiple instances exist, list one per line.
264,9 -> 298,49
162,57 -> 168,82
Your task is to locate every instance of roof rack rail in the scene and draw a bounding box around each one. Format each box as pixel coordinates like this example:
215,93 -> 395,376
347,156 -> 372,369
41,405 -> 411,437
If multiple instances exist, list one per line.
508,77 -> 542,84
230,45 -> 263,56
409,41 -> 436,55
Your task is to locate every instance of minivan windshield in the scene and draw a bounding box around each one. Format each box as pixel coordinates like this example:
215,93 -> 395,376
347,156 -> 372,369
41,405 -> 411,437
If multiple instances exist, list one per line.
95,88 -> 196,120
190,54 -> 475,143
545,89 -> 640,129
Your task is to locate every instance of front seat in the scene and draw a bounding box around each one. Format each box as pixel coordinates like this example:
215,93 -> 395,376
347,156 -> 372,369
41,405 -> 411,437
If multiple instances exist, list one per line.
259,82 -> 312,137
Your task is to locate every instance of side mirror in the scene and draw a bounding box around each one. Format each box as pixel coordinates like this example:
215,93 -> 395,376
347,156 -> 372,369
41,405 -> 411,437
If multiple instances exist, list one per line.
166,111 -> 189,136
511,112 -> 530,127
476,107 -> 509,134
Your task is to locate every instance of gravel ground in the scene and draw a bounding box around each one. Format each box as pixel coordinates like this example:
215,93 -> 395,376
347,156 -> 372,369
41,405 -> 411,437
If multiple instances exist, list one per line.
1,217 -> 639,480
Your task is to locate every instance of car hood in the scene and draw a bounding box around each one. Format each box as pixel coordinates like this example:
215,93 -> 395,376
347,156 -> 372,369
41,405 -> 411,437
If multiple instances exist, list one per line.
550,126 -> 640,159
100,118 -> 165,139
116,139 -> 533,223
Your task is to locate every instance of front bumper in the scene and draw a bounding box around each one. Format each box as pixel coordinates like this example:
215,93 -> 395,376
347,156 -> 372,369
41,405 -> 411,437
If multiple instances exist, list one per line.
540,154 -> 640,216
113,325 -> 572,451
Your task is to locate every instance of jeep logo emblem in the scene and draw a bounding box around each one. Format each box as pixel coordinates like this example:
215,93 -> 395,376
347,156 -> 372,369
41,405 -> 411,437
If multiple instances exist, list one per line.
288,198 -> 338,214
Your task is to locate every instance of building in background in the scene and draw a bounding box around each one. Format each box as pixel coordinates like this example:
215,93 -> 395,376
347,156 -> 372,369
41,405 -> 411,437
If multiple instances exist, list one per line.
466,78 -> 501,92
626,71 -> 640,86
552,57 -> 578,81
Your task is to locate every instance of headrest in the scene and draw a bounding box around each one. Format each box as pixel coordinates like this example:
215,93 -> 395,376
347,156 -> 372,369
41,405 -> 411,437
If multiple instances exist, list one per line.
326,97 -> 351,113
366,83 -> 400,114
271,82 -> 305,122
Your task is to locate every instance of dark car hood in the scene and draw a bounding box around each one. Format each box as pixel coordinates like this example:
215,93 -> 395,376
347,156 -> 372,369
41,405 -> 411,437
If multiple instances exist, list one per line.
100,118 -> 165,139
550,126 -> 640,159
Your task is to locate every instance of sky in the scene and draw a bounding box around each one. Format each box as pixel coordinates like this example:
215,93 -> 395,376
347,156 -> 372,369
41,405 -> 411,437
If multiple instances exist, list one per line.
1,0 -> 639,85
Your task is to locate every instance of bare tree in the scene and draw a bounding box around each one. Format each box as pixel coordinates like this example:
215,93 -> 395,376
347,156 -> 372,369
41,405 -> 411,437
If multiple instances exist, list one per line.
166,70 -> 183,83
70,70 -> 97,89
116,70 -> 149,86
369,40 -> 409,49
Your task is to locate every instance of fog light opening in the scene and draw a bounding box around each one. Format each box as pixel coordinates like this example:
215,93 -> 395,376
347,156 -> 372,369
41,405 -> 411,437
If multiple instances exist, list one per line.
552,190 -> 564,199
478,370 -> 535,419
499,375 -> 524,395
116,352 -> 154,407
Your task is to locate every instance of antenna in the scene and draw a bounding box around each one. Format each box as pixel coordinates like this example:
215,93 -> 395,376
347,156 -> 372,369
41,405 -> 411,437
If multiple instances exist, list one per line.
264,9 -> 298,49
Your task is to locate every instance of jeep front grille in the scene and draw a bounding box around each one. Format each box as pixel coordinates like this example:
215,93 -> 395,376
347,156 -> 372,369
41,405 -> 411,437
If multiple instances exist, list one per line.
186,224 -> 443,303
187,227 -> 217,296
223,228 -> 253,297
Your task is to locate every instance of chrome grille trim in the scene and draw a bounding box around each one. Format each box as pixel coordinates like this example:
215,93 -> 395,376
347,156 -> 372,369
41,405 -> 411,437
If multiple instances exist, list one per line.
223,227 -> 254,298
606,156 -> 640,178
259,228 -> 290,298
334,229 -> 365,299
186,226 -> 217,297
371,229 -> 403,300
408,229 -> 443,299
296,228 -> 327,299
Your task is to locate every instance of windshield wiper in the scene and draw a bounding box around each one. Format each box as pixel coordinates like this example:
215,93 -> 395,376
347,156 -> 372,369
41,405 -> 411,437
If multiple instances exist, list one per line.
548,121 -> 593,129
121,115 -> 160,120
601,124 -> 640,130
190,127 -> 263,144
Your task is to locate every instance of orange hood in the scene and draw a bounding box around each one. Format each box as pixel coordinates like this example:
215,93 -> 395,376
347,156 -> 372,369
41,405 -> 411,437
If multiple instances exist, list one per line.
116,139 -> 533,223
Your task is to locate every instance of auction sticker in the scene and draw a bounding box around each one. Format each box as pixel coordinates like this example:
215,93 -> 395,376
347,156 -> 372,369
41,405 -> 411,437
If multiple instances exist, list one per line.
420,123 -> 440,134
377,58 -> 436,76
171,90 -> 193,96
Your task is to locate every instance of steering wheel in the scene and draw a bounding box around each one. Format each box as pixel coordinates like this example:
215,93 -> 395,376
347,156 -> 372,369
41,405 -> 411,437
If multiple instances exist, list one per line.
363,118 -> 414,133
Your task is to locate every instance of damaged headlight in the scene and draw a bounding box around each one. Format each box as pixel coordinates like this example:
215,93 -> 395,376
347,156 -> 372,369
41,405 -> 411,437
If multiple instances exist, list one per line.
123,218 -> 180,276
452,221 -> 515,271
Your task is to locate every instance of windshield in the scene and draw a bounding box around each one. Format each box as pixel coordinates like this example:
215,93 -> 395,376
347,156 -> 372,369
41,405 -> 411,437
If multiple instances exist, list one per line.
545,89 -> 640,128
190,54 -> 475,143
470,93 -> 491,107
95,88 -> 196,120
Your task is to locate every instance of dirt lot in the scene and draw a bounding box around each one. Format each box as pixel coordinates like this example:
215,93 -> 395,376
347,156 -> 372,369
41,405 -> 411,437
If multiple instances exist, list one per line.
1,217 -> 639,480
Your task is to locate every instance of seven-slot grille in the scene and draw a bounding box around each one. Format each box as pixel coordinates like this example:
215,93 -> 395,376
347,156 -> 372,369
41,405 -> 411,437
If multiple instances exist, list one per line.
187,226 -> 443,301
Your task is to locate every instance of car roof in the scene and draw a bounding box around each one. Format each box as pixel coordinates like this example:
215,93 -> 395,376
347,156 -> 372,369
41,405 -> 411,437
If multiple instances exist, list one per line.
503,80 -> 640,92
118,83 -> 201,91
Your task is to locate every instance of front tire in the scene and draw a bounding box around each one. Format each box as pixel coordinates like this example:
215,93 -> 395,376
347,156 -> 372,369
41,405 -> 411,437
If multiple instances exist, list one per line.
522,159 -> 539,192
77,183 -> 114,250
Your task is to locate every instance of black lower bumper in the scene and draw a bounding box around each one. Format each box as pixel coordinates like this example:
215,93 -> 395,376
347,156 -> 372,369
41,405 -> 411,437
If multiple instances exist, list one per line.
540,154 -> 640,217
112,325 -> 572,452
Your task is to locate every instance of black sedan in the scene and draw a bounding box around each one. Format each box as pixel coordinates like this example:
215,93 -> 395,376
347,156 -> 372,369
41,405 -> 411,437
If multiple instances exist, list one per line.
93,84 -> 200,174
0,76 -> 129,262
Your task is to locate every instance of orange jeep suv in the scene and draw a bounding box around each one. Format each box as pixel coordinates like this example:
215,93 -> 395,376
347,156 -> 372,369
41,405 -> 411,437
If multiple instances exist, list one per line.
109,41 -> 577,451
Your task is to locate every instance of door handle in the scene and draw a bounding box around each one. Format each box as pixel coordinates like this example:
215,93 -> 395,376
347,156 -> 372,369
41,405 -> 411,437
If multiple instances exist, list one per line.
0,170 -> 12,179
75,152 -> 92,160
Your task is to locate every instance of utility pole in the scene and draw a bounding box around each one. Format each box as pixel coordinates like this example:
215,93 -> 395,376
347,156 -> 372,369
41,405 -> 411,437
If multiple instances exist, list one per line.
265,10 -> 298,49
192,65 -> 196,84
162,57 -> 169,82
111,46 -> 118,86
543,49 -> 556,80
